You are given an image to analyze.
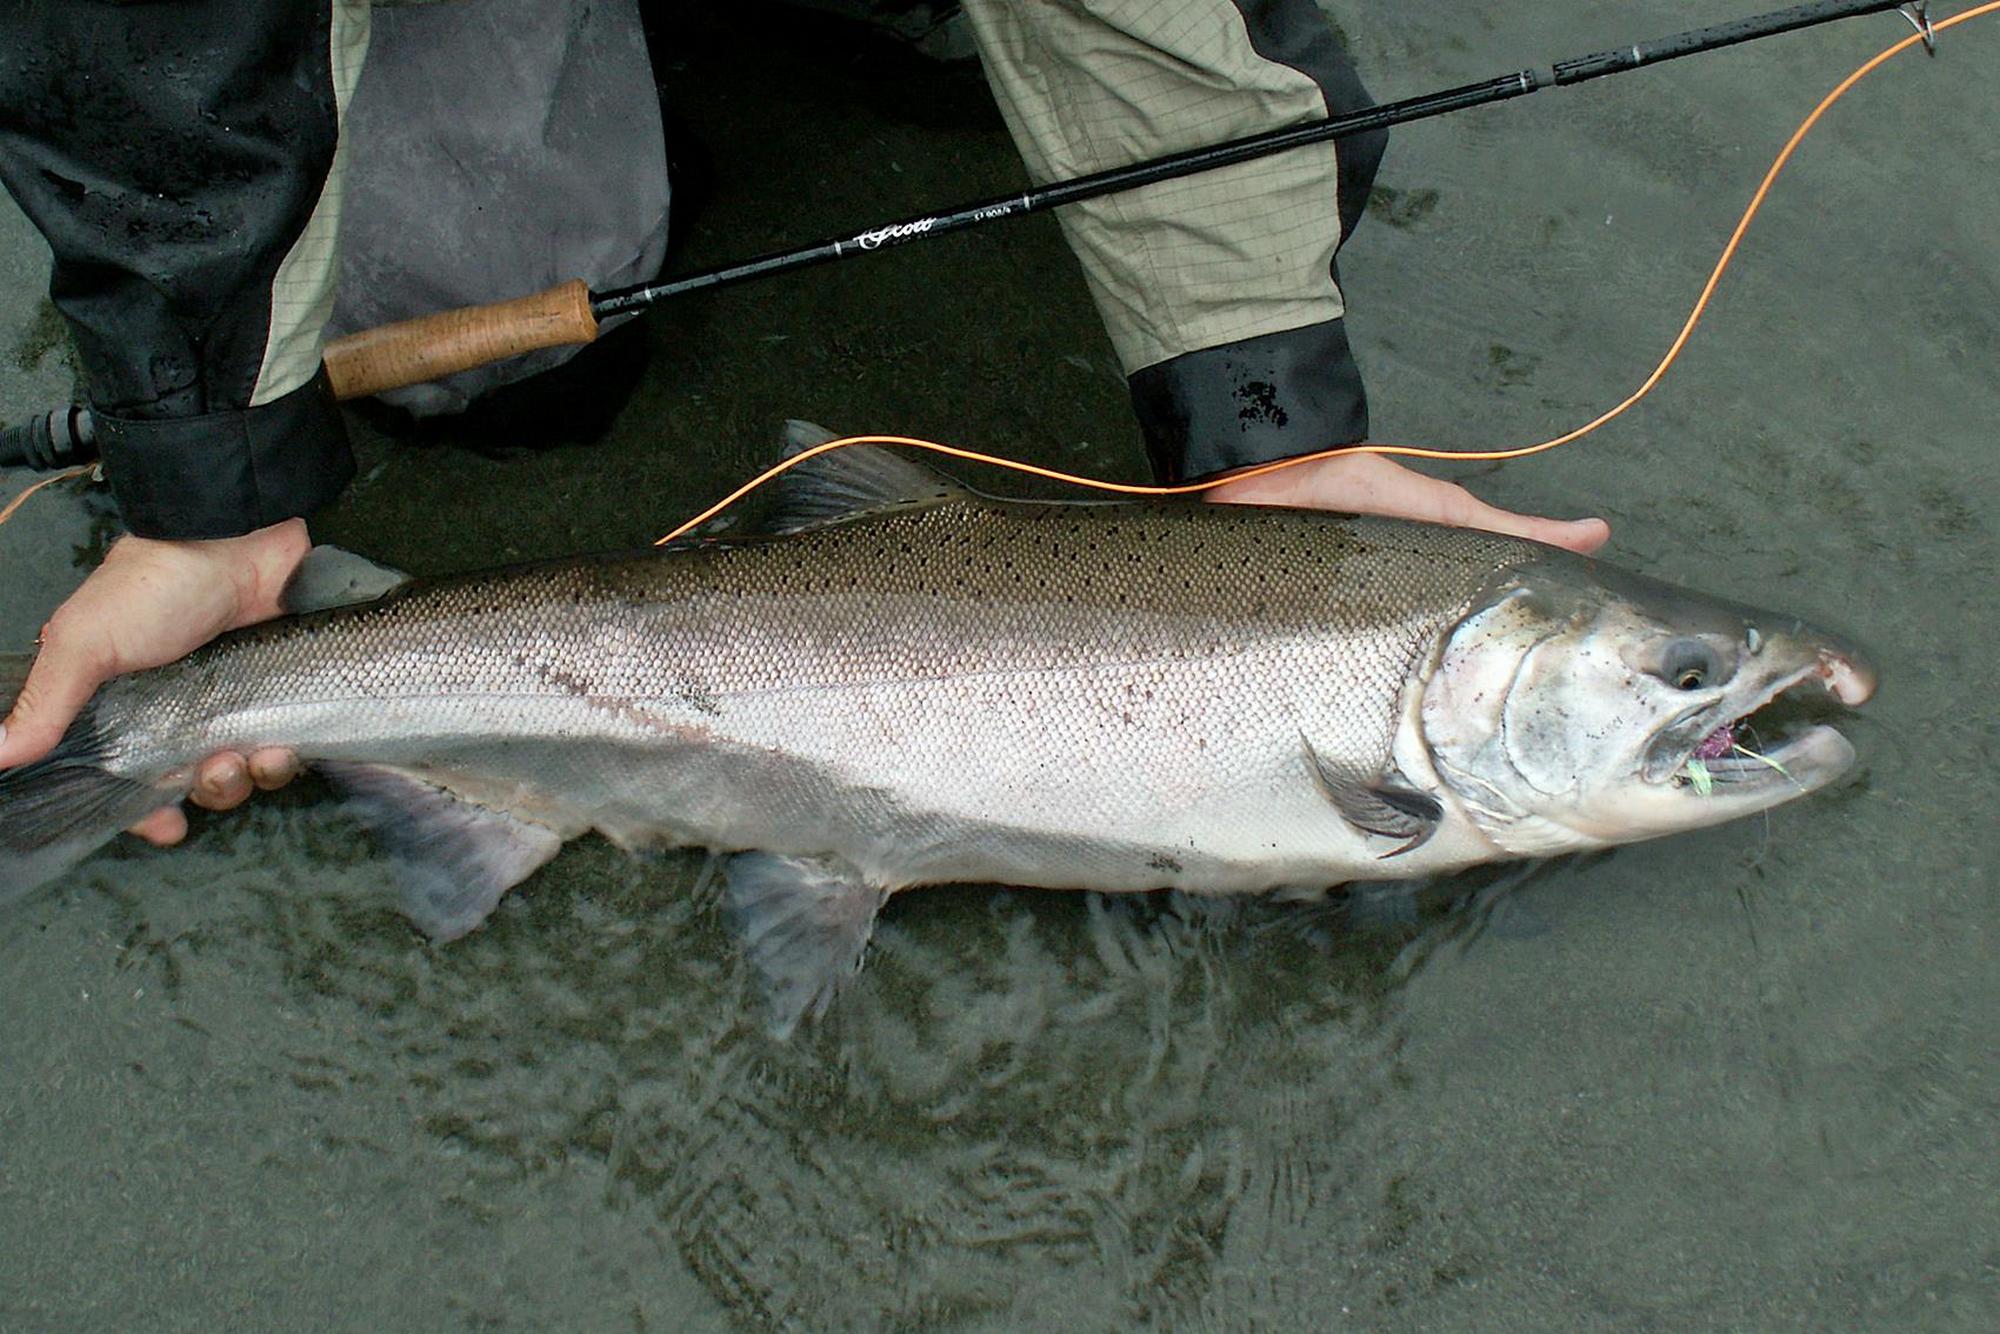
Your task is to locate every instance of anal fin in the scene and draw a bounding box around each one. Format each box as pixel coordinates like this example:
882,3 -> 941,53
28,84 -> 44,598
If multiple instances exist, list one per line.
322,762 -> 564,940
722,851 -> 888,1038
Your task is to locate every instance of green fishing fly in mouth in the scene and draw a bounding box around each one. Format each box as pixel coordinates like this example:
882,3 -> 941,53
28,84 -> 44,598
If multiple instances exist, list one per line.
1682,740 -> 1799,797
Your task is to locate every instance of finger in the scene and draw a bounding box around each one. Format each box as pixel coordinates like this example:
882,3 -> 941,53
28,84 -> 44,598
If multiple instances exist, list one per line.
1453,496 -> 1611,555
1337,459 -> 1612,555
191,752 -> 255,811
1539,516 -> 1610,555
247,747 -> 302,790
0,622 -> 114,770
128,805 -> 190,847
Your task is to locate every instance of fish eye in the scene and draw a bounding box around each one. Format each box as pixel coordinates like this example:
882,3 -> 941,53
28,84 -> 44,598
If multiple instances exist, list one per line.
1660,638 -> 1724,691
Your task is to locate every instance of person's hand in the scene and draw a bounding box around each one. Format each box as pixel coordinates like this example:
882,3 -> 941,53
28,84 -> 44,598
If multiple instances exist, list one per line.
1203,450 -> 1610,555
0,519 -> 311,846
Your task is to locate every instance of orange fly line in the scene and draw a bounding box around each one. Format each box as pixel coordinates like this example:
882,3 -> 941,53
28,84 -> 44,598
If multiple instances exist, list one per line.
0,463 -> 94,529
655,0 -> 1998,546
0,6 -> 1991,538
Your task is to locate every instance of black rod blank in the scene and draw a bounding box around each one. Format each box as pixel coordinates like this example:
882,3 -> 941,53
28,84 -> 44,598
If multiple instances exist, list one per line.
592,0 -> 1906,320
0,0 -> 1916,471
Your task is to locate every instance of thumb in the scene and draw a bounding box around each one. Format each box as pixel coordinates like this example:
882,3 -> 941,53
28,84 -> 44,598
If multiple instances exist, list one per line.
0,628 -> 111,770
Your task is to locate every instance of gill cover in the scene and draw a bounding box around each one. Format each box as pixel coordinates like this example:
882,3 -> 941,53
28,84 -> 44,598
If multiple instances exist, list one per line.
1421,554 -> 1871,856
1419,582 -> 1600,856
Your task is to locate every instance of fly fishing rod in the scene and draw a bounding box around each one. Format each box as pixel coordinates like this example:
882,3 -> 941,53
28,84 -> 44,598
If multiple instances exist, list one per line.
0,0 -> 1938,470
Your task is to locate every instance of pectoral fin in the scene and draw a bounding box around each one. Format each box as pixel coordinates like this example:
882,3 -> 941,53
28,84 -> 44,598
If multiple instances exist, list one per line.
1302,737 -> 1442,857
722,850 -> 888,1038
322,762 -> 564,940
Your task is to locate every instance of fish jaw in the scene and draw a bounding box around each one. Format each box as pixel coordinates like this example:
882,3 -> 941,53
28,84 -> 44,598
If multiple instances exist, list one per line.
1420,557 -> 1877,856
1615,634 -> 1875,835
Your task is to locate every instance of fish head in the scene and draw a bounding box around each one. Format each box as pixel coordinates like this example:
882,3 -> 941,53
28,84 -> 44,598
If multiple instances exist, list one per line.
1418,555 -> 1876,856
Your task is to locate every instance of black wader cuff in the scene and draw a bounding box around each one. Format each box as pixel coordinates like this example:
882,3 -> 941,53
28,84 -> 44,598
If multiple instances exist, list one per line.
1128,318 -> 1370,484
96,370 -> 355,541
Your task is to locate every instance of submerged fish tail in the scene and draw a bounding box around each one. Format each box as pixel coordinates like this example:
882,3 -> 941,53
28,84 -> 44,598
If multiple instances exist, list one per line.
0,701 -> 166,904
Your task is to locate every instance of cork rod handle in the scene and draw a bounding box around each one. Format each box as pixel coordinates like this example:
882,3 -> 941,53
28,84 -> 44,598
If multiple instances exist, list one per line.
321,279 -> 600,401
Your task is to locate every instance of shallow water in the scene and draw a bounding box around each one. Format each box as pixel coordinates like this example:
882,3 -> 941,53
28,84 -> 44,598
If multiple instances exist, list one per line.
3,3 -> 1996,1329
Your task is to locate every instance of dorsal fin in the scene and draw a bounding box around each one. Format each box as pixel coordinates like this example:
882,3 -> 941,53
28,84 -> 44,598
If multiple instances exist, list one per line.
766,420 -> 974,534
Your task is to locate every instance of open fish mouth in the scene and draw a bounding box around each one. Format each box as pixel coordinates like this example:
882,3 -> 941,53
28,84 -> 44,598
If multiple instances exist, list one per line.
1654,649 -> 1875,799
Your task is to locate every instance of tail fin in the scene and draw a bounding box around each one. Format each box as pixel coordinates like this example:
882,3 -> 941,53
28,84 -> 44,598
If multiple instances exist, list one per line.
0,664 -> 166,905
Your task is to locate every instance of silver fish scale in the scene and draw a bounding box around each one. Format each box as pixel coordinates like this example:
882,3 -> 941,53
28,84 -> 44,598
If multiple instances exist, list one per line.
91,501 -> 1542,886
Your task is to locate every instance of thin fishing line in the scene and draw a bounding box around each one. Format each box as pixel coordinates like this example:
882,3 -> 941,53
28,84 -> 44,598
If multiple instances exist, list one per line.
0,6 -> 1988,540
657,0 -> 1996,546
0,463 -> 96,529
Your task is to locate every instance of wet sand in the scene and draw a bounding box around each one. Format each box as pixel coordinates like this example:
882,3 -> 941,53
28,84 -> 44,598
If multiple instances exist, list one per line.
2,2 -> 1996,1328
